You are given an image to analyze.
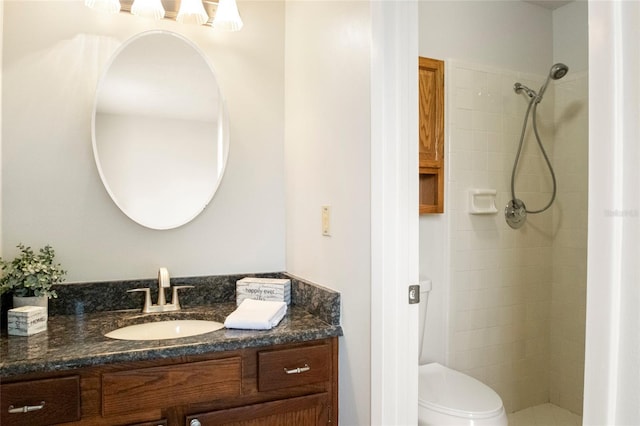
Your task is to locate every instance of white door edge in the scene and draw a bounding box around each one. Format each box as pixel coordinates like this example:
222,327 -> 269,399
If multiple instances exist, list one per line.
371,1 -> 419,424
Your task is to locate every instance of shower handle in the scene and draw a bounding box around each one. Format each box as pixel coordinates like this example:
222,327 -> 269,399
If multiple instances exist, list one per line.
505,199 -> 527,229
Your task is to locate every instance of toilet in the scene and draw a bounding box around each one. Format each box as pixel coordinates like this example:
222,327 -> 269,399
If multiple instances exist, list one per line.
418,281 -> 508,426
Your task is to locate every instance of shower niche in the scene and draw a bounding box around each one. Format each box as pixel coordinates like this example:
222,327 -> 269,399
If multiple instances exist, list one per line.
418,56 -> 445,214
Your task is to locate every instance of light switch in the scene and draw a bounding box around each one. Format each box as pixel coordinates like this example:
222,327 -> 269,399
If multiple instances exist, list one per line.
322,206 -> 331,236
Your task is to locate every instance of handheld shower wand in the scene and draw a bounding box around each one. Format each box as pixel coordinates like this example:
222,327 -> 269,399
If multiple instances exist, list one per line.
506,63 -> 569,229
536,63 -> 569,102
513,63 -> 569,104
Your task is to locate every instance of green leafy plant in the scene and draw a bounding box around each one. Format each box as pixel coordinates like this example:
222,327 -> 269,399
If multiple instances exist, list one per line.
0,243 -> 66,298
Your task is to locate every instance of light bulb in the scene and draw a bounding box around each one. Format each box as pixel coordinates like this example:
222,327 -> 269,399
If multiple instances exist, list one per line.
176,0 -> 209,25
212,0 -> 243,31
85,0 -> 121,14
131,0 -> 165,20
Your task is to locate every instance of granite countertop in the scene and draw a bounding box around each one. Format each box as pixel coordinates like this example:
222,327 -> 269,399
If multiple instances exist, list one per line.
0,303 -> 342,378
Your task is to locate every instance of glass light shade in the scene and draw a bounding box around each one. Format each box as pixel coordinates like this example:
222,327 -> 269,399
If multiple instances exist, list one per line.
176,0 -> 209,25
131,0 -> 165,19
85,0 -> 121,14
212,0 -> 243,31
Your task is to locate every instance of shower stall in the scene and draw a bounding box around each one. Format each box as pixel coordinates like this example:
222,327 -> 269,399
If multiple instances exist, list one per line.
418,0 -> 588,420
443,59 -> 588,415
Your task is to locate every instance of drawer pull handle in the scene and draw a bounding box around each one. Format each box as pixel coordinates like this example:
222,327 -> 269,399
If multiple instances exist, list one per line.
8,401 -> 45,413
283,364 -> 310,374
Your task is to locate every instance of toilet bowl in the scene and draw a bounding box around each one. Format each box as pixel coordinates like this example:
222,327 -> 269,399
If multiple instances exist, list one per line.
418,362 -> 508,426
418,281 -> 508,425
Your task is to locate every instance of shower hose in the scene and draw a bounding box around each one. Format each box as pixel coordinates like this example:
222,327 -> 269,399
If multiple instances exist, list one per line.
510,96 -> 557,214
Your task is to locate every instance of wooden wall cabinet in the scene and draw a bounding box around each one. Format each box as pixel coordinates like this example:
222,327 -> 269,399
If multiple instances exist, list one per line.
418,57 -> 445,214
0,338 -> 338,426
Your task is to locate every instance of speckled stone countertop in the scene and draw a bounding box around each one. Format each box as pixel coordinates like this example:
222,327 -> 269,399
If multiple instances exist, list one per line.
0,273 -> 342,378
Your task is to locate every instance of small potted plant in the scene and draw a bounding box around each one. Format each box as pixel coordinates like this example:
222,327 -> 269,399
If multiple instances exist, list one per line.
0,243 -> 66,312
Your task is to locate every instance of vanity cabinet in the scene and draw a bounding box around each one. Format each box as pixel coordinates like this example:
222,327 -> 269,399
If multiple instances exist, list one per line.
0,337 -> 338,426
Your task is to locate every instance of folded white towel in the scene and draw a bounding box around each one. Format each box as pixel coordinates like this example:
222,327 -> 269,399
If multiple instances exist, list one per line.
224,299 -> 288,330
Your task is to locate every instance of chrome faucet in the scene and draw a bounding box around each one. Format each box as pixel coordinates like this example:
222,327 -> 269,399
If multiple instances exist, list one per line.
127,268 -> 193,313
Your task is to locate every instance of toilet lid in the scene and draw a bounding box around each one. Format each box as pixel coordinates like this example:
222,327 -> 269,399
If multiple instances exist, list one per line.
418,363 -> 504,419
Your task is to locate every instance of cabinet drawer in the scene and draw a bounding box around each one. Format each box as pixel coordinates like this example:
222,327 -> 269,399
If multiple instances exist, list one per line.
129,420 -> 168,426
186,393 -> 329,426
0,375 -> 81,426
102,357 -> 241,416
258,344 -> 330,392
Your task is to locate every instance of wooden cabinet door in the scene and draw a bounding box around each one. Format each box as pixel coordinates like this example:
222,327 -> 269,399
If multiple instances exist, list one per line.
102,357 -> 241,416
418,56 -> 445,214
185,393 -> 330,426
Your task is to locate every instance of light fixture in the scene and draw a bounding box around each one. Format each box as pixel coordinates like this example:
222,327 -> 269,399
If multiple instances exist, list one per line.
176,0 -> 209,25
212,0 -> 243,31
85,0 -> 121,14
85,0 -> 243,31
131,0 -> 165,20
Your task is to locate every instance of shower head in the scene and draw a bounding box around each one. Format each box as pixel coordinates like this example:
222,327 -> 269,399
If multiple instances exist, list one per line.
536,62 -> 569,102
549,63 -> 569,80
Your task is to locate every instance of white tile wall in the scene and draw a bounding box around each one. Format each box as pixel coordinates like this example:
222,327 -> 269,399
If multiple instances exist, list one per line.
445,62 -> 587,414
549,71 -> 588,415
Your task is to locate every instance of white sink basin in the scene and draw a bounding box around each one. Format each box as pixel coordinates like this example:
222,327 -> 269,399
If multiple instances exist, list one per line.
105,320 -> 224,341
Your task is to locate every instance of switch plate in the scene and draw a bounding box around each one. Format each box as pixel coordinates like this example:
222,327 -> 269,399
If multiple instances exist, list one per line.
322,206 -> 331,236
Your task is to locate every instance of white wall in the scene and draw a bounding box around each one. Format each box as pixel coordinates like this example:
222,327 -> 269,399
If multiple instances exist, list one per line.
0,0 -> 3,260
284,2 -> 372,425
584,1 -> 640,424
549,0 -> 589,415
553,0 -> 588,73
419,1 -> 553,76
1,0 -> 286,281
549,69 -> 588,415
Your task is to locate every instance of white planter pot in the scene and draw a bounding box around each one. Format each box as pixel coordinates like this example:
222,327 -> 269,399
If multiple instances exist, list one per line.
13,295 -> 49,316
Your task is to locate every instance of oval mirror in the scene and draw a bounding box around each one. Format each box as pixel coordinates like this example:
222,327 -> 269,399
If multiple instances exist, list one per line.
92,30 -> 228,230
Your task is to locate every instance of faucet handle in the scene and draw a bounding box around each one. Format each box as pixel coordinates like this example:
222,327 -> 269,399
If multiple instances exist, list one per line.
157,268 -> 171,306
171,286 -> 194,310
158,268 -> 170,288
127,288 -> 152,313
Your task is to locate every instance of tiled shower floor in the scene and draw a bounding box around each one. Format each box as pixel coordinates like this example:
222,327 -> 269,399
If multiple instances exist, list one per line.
508,403 -> 582,426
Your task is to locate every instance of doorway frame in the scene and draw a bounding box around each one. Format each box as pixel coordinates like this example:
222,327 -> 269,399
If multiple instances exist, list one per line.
370,1 -> 420,424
